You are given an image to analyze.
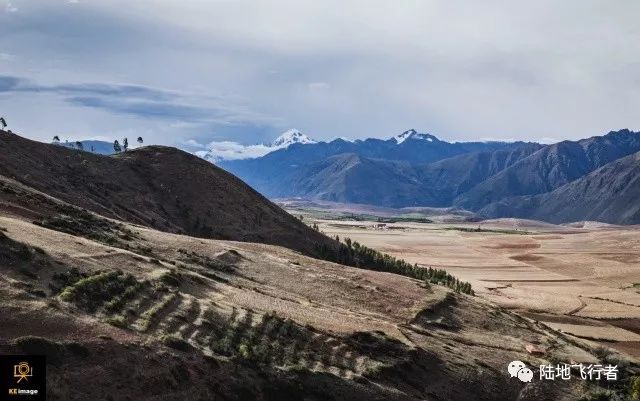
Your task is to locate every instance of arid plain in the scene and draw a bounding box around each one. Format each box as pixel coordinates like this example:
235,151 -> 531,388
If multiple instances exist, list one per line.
310,215 -> 640,359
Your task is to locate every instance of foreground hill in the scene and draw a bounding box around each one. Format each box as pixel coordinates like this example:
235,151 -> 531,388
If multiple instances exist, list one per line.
480,151 -> 640,224
0,130 -> 334,256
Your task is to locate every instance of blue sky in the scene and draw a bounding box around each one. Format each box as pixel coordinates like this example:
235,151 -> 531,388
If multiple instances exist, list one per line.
1,0 -> 639,146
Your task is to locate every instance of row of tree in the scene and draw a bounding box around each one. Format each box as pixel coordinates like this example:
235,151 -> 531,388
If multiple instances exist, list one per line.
113,137 -> 143,153
314,236 -> 474,295
51,135 -> 144,153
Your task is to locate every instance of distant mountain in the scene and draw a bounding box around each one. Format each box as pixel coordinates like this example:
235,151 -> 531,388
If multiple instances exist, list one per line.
197,129 -> 316,162
219,129 -> 534,197
269,143 -> 543,207
480,150 -> 640,224
281,154 -> 431,207
215,128 -> 640,224
453,129 -> 640,211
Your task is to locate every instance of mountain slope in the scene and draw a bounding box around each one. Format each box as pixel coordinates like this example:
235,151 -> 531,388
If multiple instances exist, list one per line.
480,151 -> 640,224
283,154 -> 433,207
0,130 -> 333,256
252,143 -> 543,207
454,129 -> 640,211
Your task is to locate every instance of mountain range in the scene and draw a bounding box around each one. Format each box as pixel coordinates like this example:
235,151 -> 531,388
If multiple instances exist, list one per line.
217,128 -> 640,225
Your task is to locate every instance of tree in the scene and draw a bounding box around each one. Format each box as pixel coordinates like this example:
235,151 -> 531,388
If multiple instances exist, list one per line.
0,117 -> 6,130
113,140 -> 122,153
137,136 -> 143,144
631,376 -> 640,401
52,135 -> 60,143
75,141 -> 84,151
122,138 -> 128,152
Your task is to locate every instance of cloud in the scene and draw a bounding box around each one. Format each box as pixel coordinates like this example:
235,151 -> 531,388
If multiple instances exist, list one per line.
1,1 -> 640,145
201,141 -> 275,161
0,75 -> 279,132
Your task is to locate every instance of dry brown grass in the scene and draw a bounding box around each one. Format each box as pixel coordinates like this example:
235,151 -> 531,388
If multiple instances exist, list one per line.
317,217 -> 640,359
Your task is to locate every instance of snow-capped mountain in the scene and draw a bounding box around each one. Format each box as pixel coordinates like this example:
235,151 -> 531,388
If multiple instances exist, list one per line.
272,129 -> 316,147
197,129 -> 316,162
393,129 -> 439,144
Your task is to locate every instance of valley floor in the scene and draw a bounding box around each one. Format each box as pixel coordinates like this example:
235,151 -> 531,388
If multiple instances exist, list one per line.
313,215 -> 640,360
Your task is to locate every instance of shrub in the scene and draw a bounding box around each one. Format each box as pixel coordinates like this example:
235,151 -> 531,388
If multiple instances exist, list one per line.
630,376 -> 640,400
238,343 -> 252,359
105,315 -> 127,328
162,335 -> 192,352
59,271 -> 138,312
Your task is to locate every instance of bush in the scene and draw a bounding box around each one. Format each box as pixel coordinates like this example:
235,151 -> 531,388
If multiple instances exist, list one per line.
105,315 -> 127,328
59,270 -> 139,312
630,376 -> 640,400
162,335 -> 192,352
238,343 -> 252,359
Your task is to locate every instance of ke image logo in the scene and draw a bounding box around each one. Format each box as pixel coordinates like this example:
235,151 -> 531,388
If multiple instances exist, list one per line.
13,362 -> 33,384
0,356 -> 46,401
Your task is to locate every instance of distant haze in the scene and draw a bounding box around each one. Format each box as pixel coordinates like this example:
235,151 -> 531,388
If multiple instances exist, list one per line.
1,1 -> 639,146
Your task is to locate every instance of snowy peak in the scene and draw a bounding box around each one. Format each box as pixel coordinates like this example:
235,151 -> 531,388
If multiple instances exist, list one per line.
272,129 -> 316,147
198,129 -> 316,162
394,129 -> 438,144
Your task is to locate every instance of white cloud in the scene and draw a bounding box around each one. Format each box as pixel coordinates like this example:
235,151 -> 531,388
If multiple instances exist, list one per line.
5,1 -> 17,12
1,1 -> 639,144
204,141 -> 275,161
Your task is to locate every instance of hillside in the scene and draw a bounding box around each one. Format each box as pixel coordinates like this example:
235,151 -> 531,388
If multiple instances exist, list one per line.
480,151 -> 640,224
0,202 -> 605,401
280,154 -> 432,207
0,130 -> 334,256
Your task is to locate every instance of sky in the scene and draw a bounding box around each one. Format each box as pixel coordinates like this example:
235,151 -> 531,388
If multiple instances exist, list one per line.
1,0 -> 639,147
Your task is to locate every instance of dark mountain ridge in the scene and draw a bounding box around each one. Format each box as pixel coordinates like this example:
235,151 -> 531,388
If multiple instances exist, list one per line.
454,129 -> 640,210
480,150 -> 640,224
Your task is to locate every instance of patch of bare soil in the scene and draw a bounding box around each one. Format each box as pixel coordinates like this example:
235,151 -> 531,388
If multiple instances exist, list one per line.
485,243 -> 541,250
510,254 -> 543,262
